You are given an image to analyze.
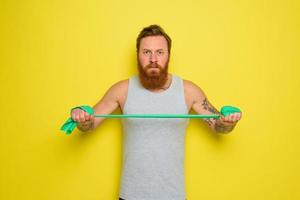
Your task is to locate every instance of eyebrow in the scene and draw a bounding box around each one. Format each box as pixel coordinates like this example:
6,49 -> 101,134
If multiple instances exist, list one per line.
142,48 -> 164,51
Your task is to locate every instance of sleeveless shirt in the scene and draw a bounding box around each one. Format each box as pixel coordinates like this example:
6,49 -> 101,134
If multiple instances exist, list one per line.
119,74 -> 189,200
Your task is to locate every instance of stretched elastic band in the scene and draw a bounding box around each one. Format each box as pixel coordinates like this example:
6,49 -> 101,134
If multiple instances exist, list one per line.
93,114 -> 220,118
60,105 -> 241,134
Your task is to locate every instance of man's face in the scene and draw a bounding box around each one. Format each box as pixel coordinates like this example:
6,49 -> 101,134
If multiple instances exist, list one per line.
137,36 -> 170,89
138,36 -> 169,75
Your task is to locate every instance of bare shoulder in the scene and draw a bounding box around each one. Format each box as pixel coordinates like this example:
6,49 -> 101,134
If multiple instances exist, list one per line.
183,79 -> 206,99
183,79 -> 207,110
107,79 -> 129,109
108,79 -> 129,94
111,79 -> 129,89
94,79 -> 129,111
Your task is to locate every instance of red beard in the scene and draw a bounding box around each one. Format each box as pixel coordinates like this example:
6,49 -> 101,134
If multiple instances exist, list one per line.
138,60 -> 169,90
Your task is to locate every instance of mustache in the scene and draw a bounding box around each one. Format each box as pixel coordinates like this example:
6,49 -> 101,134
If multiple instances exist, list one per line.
146,62 -> 162,69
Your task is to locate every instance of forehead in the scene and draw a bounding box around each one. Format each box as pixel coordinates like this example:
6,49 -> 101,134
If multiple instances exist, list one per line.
140,36 -> 168,50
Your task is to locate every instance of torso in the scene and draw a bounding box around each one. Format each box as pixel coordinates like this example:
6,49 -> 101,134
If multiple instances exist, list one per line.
119,74 -> 189,199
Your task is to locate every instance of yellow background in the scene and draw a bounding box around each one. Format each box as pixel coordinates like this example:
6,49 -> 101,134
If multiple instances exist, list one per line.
1,0 -> 299,199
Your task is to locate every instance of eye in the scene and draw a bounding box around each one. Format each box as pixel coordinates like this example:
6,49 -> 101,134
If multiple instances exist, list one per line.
143,50 -> 152,55
157,50 -> 164,55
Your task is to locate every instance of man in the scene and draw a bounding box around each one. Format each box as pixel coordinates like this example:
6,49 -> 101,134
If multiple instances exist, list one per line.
71,25 -> 242,200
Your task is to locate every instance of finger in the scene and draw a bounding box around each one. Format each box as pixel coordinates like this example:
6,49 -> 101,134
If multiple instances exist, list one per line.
72,111 -> 81,122
90,115 -> 95,121
238,112 -> 242,120
231,113 -> 237,122
222,115 -> 231,123
71,109 -> 79,121
225,114 -> 235,123
234,113 -> 242,121
71,112 -> 76,121
79,111 -> 86,122
85,112 -> 92,121
235,113 -> 241,121
231,113 -> 241,122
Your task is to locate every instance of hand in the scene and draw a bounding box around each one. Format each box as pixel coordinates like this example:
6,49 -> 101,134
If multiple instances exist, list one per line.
220,112 -> 242,124
71,108 -> 94,123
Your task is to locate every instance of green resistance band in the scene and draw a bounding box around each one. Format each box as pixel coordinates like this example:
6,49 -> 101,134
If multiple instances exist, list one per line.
60,105 -> 94,135
93,114 -> 220,118
60,105 -> 241,135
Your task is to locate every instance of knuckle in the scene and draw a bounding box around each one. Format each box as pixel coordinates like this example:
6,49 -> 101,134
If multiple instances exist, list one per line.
74,116 -> 79,122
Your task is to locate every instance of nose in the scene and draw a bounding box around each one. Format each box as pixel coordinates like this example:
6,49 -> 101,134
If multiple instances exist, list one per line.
150,53 -> 158,63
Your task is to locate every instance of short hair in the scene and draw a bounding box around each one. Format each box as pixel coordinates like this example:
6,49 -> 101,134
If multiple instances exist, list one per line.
136,24 -> 172,53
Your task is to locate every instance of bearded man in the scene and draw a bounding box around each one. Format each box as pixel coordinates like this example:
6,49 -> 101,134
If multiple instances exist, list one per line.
71,25 -> 242,200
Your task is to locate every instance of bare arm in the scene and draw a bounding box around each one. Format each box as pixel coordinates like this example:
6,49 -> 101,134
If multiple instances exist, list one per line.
73,80 -> 128,132
184,80 -> 241,133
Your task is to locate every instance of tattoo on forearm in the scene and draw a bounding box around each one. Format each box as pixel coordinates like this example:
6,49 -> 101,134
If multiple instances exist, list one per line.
77,120 -> 94,132
203,118 -> 214,126
214,120 -> 236,133
201,98 -> 236,133
202,98 -> 219,114
201,98 -> 219,127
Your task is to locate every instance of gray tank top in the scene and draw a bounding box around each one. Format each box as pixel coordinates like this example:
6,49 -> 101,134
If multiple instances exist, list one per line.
119,74 -> 189,200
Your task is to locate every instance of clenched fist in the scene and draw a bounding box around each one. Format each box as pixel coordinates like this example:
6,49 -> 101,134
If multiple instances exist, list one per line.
71,108 -> 95,123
